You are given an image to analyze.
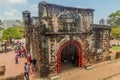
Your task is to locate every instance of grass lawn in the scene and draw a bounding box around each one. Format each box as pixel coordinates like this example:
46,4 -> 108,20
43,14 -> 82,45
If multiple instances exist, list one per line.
111,46 -> 120,50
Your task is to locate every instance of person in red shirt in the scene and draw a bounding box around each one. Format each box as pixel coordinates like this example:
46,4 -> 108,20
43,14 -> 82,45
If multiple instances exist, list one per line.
18,50 -> 22,57
21,46 -> 26,58
27,53 -> 31,63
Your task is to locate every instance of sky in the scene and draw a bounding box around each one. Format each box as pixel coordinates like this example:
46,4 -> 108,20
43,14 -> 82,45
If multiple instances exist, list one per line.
0,0 -> 120,24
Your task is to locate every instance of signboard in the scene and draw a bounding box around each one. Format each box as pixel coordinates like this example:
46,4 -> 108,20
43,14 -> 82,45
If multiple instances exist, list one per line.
97,49 -> 102,53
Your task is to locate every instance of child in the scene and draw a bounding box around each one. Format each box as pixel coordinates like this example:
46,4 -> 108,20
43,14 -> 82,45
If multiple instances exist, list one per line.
15,53 -> 19,64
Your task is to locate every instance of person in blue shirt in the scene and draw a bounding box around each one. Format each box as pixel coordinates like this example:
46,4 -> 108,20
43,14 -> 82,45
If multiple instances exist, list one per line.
24,63 -> 29,80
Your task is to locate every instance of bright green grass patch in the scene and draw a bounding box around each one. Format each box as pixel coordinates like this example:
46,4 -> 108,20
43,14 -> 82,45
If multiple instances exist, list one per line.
111,46 -> 120,50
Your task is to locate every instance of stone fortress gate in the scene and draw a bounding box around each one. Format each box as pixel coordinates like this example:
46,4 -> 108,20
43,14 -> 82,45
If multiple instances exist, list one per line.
23,1 -> 111,77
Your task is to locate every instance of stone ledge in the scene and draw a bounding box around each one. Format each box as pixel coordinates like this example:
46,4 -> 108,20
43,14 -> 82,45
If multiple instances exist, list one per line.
50,75 -> 60,80
84,64 -> 93,70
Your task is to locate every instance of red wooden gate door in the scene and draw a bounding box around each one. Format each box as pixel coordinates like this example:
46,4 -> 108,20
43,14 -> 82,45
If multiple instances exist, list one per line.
57,41 -> 82,73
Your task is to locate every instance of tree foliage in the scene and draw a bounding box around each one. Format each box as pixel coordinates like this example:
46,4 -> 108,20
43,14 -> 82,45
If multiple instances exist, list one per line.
111,27 -> 120,38
2,27 -> 24,41
108,10 -> 120,26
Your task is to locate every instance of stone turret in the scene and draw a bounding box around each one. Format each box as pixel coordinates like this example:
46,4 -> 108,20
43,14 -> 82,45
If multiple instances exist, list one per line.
23,10 -> 31,26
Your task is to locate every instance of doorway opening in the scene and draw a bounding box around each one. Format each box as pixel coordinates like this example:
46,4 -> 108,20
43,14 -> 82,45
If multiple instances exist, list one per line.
61,44 -> 78,71
57,41 -> 82,73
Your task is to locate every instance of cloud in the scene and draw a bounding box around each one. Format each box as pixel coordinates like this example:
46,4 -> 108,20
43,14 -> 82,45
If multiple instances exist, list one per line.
4,9 -> 20,19
5,9 -> 18,16
9,0 -> 27,3
7,6 -> 12,10
0,0 -> 27,20
0,0 -> 9,5
0,0 -> 27,4
0,16 -> 3,20
30,4 -> 38,11
0,0 -> 6,3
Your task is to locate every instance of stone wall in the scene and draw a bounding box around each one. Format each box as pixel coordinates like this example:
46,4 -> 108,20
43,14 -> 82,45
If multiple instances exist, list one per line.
38,1 -> 94,33
37,2 -> 94,76
41,34 -> 94,75
23,1 -> 111,77
92,25 -> 111,63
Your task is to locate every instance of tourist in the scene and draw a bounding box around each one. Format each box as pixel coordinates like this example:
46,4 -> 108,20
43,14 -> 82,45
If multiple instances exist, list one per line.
32,59 -> 36,72
16,41 -> 21,51
71,56 -> 75,65
21,46 -> 26,58
5,41 -> 8,52
18,50 -> 22,57
24,50 -> 28,58
28,63 -> 33,75
27,53 -> 31,63
15,52 -> 19,64
29,58 -> 37,72
24,63 -> 29,80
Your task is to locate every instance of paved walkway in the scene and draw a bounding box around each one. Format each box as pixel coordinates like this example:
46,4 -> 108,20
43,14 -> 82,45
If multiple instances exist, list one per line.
57,59 -> 120,80
1,50 -> 120,80
0,51 -> 39,80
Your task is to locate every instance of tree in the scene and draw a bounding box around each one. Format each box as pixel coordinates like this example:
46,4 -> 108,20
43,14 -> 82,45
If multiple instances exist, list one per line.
108,10 -> 120,26
111,27 -> 120,38
2,27 -> 24,42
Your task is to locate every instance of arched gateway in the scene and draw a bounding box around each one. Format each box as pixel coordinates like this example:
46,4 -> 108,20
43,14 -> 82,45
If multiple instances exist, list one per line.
57,41 -> 83,73
23,1 -> 111,77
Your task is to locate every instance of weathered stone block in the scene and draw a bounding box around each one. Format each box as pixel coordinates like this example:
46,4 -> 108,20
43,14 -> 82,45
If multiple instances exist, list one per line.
84,64 -> 93,70
50,75 -> 60,80
15,73 -> 24,80
115,52 -> 120,59
105,56 -> 111,61
0,65 -> 5,75
40,66 -> 49,77
4,73 -> 24,80
5,76 -> 16,80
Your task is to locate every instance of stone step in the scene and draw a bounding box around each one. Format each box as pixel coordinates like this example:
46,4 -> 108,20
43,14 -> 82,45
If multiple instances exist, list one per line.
50,75 -> 60,80
84,64 -> 93,70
